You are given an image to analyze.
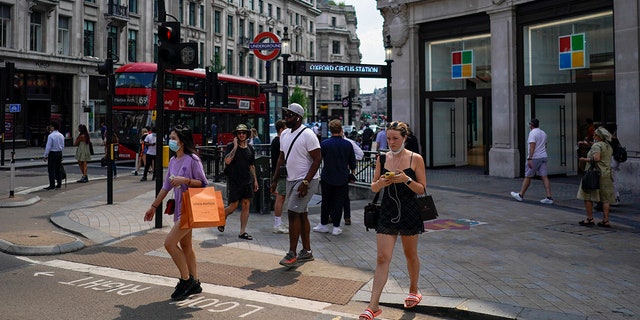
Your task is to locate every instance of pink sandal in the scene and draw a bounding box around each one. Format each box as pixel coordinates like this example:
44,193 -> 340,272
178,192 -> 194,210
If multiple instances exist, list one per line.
404,293 -> 422,308
359,308 -> 382,320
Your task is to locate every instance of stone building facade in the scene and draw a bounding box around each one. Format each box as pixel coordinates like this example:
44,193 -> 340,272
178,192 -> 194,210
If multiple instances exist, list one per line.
377,0 -> 640,192
1,0 -> 362,145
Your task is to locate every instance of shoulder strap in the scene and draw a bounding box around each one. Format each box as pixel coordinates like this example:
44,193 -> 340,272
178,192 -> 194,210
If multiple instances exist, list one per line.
372,153 -> 386,204
285,127 -> 307,162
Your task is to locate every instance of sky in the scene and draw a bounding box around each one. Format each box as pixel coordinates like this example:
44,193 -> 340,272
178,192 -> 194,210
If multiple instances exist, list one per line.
347,0 -> 387,94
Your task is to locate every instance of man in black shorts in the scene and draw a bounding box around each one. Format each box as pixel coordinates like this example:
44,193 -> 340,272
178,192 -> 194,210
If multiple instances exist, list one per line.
219,124 -> 259,240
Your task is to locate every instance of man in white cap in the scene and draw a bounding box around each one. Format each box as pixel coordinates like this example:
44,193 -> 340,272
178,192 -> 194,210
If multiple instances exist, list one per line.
271,103 -> 321,267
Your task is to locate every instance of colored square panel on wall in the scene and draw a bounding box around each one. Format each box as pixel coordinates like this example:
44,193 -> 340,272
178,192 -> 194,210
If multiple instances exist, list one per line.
451,50 -> 474,79
558,33 -> 586,70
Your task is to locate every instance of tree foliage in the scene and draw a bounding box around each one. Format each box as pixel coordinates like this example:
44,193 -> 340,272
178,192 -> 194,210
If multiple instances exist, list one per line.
289,86 -> 309,115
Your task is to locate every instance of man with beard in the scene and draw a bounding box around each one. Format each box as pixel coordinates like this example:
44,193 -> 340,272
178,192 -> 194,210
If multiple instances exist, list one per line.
271,103 -> 322,267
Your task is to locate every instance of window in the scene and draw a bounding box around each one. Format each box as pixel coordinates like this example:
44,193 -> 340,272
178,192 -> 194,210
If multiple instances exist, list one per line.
276,60 -> 281,81
333,84 -> 341,101
128,29 -> 137,62
331,17 -> 336,27
332,40 -> 340,54
58,16 -> 70,55
214,10 -> 221,33
0,4 -> 10,48
309,21 -> 313,33
199,5 -> 204,29
295,13 -> 299,26
268,4 -> 272,17
239,18 -> 244,39
199,42 -> 204,67
108,26 -> 118,55
259,0 -> 263,14
258,60 -> 263,79
30,11 -> 43,52
84,20 -> 95,57
154,0 -> 158,19
214,46 -> 221,67
249,0 -> 254,11
153,33 -> 158,62
129,0 -> 138,14
227,49 -> 234,74
276,7 -> 281,20
239,51 -> 245,76
310,40 -> 314,59
248,22 -> 255,41
248,54 -> 254,77
188,2 -> 195,26
227,15 -> 233,38
179,0 -> 184,22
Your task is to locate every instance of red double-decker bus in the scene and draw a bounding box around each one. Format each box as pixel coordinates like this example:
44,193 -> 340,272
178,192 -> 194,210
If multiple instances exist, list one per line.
112,62 -> 267,160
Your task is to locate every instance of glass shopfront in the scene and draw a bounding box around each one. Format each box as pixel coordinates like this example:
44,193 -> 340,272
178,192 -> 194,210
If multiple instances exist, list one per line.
423,33 -> 492,170
520,9 -> 615,175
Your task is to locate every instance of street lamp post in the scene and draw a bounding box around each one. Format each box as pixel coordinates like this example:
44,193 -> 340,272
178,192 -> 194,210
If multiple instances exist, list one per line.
281,27 -> 290,110
385,35 -> 393,123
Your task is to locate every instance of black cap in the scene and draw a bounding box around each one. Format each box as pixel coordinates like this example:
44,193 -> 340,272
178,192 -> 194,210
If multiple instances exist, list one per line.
529,118 -> 539,128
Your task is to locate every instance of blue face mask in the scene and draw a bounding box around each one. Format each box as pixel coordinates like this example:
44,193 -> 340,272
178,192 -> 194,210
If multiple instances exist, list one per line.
168,140 -> 180,152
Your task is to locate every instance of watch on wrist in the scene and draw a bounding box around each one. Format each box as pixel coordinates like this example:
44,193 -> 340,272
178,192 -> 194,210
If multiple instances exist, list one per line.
405,177 -> 413,185
302,179 -> 310,186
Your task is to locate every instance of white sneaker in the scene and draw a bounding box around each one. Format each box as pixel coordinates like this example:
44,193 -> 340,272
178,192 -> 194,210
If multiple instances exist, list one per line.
510,192 -> 523,202
331,227 -> 342,236
540,198 -> 554,204
273,225 -> 289,234
312,223 -> 330,233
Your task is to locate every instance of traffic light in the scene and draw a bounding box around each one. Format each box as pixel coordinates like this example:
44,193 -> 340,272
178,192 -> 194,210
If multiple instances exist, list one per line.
6,62 -> 19,103
97,58 -> 113,90
97,58 -> 113,76
158,21 -> 198,70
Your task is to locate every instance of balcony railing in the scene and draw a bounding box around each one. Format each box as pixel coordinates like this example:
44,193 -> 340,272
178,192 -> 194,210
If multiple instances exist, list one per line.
107,1 -> 129,19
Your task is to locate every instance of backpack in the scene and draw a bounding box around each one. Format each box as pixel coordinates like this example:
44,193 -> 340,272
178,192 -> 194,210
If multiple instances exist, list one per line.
613,144 -> 627,163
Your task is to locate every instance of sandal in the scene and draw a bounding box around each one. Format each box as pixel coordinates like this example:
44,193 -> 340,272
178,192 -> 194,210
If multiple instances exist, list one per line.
238,232 -> 253,240
359,308 -> 382,320
217,226 -> 225,232
597,220 -> 611,228
578,218 -> 595,226
404,293 -> 422,309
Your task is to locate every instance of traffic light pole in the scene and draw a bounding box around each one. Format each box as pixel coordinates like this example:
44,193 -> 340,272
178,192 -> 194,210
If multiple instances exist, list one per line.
155,51 -> 166,229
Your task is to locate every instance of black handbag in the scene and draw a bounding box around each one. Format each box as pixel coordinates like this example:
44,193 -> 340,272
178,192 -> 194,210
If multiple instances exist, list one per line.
89,141 -> 95,155
364,192 -> 381,231
581,159 -> 600,190
364,153 -> 386,231
416,191 -> 438,221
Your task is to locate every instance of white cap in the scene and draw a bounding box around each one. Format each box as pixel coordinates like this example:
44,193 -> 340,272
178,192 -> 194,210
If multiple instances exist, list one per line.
283,103 -> 305,117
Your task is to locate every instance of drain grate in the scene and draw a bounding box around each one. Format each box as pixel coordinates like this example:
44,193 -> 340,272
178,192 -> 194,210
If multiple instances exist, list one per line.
541,223 -> 616,236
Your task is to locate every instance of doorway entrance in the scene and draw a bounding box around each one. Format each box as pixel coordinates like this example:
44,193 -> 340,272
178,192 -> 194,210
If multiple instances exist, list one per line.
427,96 -> 491,171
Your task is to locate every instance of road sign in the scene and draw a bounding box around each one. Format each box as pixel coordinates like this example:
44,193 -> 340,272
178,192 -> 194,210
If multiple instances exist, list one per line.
9,104 -> 21,113
260,83 -> 278,93
252,32 -> 280,61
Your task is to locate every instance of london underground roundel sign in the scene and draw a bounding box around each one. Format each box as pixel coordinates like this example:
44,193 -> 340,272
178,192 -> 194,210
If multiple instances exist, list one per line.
251,32 -> 281,61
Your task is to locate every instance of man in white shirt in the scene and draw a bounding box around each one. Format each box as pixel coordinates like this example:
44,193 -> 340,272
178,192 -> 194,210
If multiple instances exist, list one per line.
270,103 -> 321,267
43,121 -> 65,190
140,128 -> 157,181
510,118 -> 554,204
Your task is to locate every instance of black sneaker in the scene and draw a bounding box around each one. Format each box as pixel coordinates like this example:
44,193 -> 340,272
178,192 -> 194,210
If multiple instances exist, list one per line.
171,276 -> 197,301
189,279 -> 202,295
140,177 -> 147,182
297,249 -> 314,262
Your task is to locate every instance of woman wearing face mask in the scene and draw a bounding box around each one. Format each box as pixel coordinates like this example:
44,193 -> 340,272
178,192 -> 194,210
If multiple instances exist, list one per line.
144,124 -> 208,301
360,121 -> 427,320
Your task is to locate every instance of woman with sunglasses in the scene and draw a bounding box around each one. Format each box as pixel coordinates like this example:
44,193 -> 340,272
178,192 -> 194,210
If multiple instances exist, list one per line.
360,121 -> 427,320
144,125 -> 208,301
